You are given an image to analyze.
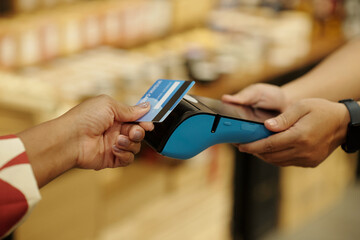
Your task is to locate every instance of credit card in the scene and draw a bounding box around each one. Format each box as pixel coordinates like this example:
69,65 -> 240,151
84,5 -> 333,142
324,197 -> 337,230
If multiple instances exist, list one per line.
136,79 -> 195,122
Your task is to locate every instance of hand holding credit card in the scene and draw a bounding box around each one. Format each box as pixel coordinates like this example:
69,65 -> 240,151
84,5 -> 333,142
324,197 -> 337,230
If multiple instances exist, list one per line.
136,79 -> 195,122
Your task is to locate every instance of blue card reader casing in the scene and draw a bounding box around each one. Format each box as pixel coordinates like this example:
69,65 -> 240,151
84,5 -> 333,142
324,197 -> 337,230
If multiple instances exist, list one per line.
144,95 -> 276,159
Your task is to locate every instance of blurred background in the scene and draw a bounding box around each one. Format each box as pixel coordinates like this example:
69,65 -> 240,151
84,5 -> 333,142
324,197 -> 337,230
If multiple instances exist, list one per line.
0,0 -> 359,239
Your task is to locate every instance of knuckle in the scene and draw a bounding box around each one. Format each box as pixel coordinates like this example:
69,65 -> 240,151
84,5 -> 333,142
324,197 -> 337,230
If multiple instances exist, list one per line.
257,154 -> 272,164
295,132 -> 311,146
238,145 -> 249,152
98,94 -> 111,102
119,161 -> 130,167
296,100 -> 307,110
119,154 -> 134,166
296,136 -> 310,146
126,154 -> 135,164
98,94 -> 113,107
126,105 -> 136,115
264,140 -> 274,153
278,114 -> 289,127
307,157 -> 321,168
300,151 -> 311,160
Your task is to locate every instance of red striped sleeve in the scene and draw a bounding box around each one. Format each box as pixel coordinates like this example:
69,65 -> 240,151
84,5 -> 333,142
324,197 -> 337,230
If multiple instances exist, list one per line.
0,135 -> 41,238
0,135 -> 18,140
0,152 -> 29,171
0,179 -> 28,237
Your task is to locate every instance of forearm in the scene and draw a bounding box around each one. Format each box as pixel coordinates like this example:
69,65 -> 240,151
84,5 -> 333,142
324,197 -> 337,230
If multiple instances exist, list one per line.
17,115 -> 78,188
282,38 -> 360,105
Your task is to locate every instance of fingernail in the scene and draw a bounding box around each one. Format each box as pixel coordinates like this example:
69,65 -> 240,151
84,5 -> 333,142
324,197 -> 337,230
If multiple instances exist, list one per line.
118,136 -> 130,147
266,119 -> 277,127
137,102 -> 150,108
133,130 -> 143,141
113,145 -> 124,153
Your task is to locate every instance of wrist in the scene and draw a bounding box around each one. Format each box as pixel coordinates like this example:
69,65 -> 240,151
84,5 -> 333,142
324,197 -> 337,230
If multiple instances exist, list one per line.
279,88 -> 295,112
55,114 -> 80,168
281,76 -> 311,111
17,115 -> 78,187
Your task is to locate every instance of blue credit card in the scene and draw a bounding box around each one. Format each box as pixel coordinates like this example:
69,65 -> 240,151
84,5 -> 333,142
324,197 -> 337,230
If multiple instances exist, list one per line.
136,79 -> 195,122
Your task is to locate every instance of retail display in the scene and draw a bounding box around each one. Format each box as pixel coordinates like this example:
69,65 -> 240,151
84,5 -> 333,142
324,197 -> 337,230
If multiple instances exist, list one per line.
344,0 -> 360,38
0,0 -> 174,68
0,10 -> 315,112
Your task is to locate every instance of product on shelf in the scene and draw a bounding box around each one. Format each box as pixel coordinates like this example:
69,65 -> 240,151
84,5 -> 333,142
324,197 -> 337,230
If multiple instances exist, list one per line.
5,0 -> 84,13
343,0 -> 360,38
171,0 -> 216,32
0,0 -> 216,69
209,8 -> 313,67
0,20 -> 316,116
0,20 -> 17,69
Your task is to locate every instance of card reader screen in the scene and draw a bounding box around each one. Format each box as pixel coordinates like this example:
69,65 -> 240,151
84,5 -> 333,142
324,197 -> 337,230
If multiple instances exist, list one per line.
193,95 -> 278,123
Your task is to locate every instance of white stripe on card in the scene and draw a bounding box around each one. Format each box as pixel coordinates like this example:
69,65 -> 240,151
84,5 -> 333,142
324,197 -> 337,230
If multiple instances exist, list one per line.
154,81 -> 180,110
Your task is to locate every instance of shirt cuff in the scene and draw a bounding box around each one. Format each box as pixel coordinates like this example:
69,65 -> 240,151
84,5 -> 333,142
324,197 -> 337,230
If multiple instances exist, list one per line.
0,135 -> 41,237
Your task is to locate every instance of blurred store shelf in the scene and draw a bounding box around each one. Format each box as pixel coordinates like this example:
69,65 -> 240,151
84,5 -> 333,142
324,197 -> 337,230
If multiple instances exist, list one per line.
193,34 -> 345,98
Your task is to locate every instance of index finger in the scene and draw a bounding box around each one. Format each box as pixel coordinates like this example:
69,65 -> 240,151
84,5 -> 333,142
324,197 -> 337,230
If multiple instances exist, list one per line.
237,127 -> 301,154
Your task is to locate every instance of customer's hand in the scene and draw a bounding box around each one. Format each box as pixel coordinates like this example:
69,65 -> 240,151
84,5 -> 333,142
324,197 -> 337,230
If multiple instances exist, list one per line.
18,94 -> 153,187
236,98 -> 350,167
65,95 -> 154,170
222,83 -> 288,112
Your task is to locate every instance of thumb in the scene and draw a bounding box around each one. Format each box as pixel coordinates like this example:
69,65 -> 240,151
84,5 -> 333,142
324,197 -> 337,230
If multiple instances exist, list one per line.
114,102 -> 151,122
264,104 -> 307,132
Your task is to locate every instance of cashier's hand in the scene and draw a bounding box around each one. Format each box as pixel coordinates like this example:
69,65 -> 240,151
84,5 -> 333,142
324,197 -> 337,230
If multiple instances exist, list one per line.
235,99 -> 349,167
222,83 -> 288,112
65,95 -> 154,170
